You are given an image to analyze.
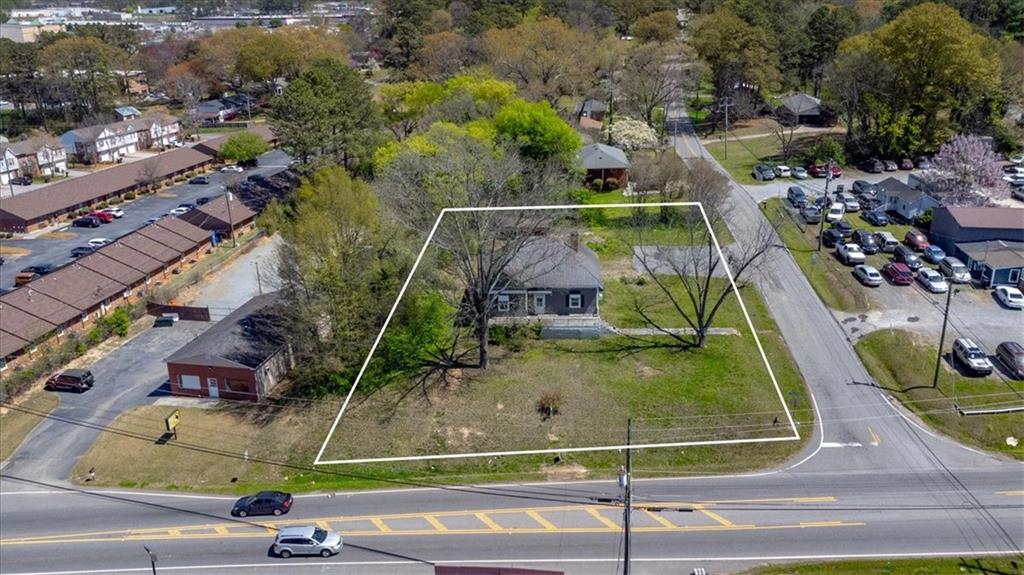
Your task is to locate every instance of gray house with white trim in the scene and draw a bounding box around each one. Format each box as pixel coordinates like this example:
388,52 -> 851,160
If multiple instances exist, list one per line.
492,235 -> 604,318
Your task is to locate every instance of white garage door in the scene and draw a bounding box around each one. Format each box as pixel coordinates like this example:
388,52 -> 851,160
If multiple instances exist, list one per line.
179,374 -> 201,390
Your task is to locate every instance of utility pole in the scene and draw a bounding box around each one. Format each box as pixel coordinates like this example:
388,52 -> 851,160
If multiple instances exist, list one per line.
816,159 -> 836,252
932,288 -> 959,389
719,96 -> 733,161
225,189 -> 237,248
143,546 -> 157,575
621,418 -> 633,575
254,261 -> 263,295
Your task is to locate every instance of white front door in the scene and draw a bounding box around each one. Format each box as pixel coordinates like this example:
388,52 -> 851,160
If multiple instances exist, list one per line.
207,378 -> 219,399
533,294 -> 546,314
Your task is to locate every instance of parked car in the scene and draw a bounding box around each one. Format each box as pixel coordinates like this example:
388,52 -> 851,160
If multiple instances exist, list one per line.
774,165 -> 792,178
231,491 -> 293,517
830,219 -> 854,238
853,264 -> 883,287
904,230 -> 930,251
21,263 -> 56,276
88,238 -> 111,248
938,257 -> 971,283
882,262 -> 914,285
273,526 -> 343,558
852,180 -> 877,198
921,245 -> 946,264
73,216 -> 102,228
44,369 -> 95,393
875,231 -> 900,253
995,285 -> 1024,309
852,230 -> 879,254
893,244 -> 923,270
1003,166 -> 1024,176
825,202 -> 845,223
861,209 -> 889,226
178,202 -> 196,210
144,216 -> 161,225
1013,187 -> 1024,202
71,246 -> 96,257
220,164 -> 244,173
808,164 -> 842,178
899,158 -> 914,170
89,210 -> 114,223
787,186 -> 807,208
14,272 -> 39,286
838,192 -> 860,212
189,175 -> 211,185
195,196 -> 211,205
169,207 -> 190,216
247,173 -> 268,183
916,268 -> 948,293
1004,174 -> 1024,186
953,338 -> 993,376
10,175 -> 33,185
822,228 -> 845,248
801,205 -> 821,224
859,158 -> 884,174
791,166 -> 808,179
995,341 -> 1024,380
836,243 -> 866,265
102,207 -> 124,219
915,156 -> 932,169
752,164 -> 776,181
883,159 -> 898,171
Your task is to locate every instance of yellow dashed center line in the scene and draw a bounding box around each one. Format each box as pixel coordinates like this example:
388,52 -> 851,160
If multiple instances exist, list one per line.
213,527 -> 230,535
316,521 -> 332,531
526,510 -> 557,531
261,522 -> 276,534
475,512 -> 503,531
587,508 -> 621,529
370,518 -> 392,533
997,490 -> 1023,497
167,529 -> 181,537
424,515 -> 449,532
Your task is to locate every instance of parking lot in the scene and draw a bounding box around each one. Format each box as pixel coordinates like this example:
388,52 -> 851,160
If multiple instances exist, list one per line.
0,148 -> 291,289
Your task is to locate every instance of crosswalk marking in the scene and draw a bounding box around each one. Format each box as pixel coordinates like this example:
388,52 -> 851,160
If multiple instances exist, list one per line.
526,510 -> 557,531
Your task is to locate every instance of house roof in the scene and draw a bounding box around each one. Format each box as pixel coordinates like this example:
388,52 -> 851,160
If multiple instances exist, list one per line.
957,240 -> 1024,269
0,303 -> 58,343
8,135 -> 63,157
178,195 -> 256,231
75,251 -> 146,287
165,292 -> 286,370
96,240 -> 164,275
115,233 -> 182,264
0,147 -> 211,223
0,330 -> 32,359
28,264 -> 126,311
114,106 -> 141,117
152,216 -> 211,244
943,207 -> 1024,230
0,286 -> 80,327
877,177 -> 934,202
577,99 -> 607,115
781,93 -> 823,116
136,224 -> 199,253
503,236 -> 604,290
579,143 -> 629,170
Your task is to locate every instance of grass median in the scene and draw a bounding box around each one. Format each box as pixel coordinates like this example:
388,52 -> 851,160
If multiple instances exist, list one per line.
0,391 -> 59,462
856,329 -> 1024,460
742,557 -> 1022,574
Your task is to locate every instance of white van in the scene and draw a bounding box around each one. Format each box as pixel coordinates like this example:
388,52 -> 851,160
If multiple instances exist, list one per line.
874,231 -> 900,253
825,202 -> 845,223
939,256 -> 971,283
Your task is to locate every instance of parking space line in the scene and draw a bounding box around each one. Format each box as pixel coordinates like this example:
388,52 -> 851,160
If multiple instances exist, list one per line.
526,510 -> 557,531
370,518 -> 392,533
587,508 -> 621,529
643,509 -> 677,529
424,515 -> 449,532
475,512 -> 503,531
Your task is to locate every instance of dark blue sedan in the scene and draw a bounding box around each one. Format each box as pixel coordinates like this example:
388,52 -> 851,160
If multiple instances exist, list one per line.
861,210 -> 889,226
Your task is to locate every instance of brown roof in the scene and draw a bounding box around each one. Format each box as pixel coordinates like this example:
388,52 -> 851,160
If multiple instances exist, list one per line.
945,207 -> 1024,230
29,264 -> 126,311
0,147 -> 211,223
97,240 -> 165,275
153,216 -> 211,243
8,135 -> 63,157
1,330 -> 31,358
0,303 -> 57,342
76,251 -> 147,287
137,225 -> 197,253
116,233 -> 182,264
178,195 -> 256,231
0,287 -> 80,327
194,125 -> 276,155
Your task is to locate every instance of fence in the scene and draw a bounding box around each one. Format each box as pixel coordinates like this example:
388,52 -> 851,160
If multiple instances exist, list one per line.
146,303 -> 211,322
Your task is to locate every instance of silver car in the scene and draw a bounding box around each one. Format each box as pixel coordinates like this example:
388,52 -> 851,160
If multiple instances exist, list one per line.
853,264 -> 883,287
273,526 -> 343,558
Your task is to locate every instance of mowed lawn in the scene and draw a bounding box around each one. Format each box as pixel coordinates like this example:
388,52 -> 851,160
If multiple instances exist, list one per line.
704,133 -> 844,186
0,391 -> 58,463
764,198 -> 916,313
742,557 -> 1021,575
856,329 -> 1024,459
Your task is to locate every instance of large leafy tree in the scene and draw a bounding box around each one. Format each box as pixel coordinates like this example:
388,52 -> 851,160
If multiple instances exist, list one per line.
219,131 -> 271,164
631,9 -> 678,43
41,36 -> 126,121
801,5 -> 858,97
493,99 -> 581,164
689,7 -> 780,100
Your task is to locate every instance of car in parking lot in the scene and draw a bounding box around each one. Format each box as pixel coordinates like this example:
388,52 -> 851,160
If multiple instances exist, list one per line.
801,205 -> 821,223
808,164 -> 842,178
195,196 -> 211,205
189,175 -> 211,185
273,526 -> 343,558
88,238 -> 111,248
837,192 -> 860,212
953,338 -> 993,376
883,159 -> 898,171
1004,166 -> 1024,176
859,158 -> 883,173
915,156 -> 932,169
852,230 -> 879,254
836,243 -> 866,265
169,206 -> 190,216
752,164 -> 776,181
21,263 -> 56,276
860,209 -> 889,226
852,180 -> 877,198
791,166 -> 808,179
995,285 -> 1024,309
231,491 -> 293,517
916,268 -> 948,293
830,219 -> 853,238
920,245 -> 945,264
89,210 -> 114,223
102,207 -> 124,218
874,231 -> 900,253
882,262 -> 914,285
774,165 -> 792,178
995,341 -> 1024,380
893,244 -> 923,270
899,158 -> 915,170
14,272 -> 39,286
178,202 -> 196,210
787,186 -> 808,208
822,228 -> 845,247
73,216 -> 102,228
938,257 -> 970,283
904,230 -> 930,251
71,245 -> 97,257
220,164 -> 244,173
825,202 -> 845,223
10,175 -> 33,185
1003,173 -> 1024,185
44,369 -> 95,393
144,216 -> 162,225
853,264 -> 883,287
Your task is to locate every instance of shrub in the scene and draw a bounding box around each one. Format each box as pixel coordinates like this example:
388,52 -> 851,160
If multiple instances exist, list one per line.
802,136 -> 846,166
537,391 -> 562,420
590,178 -> 604,191
98,307 -> 132,338
85,328 -> 104,346
108,197 -> 123,205
124,192 -> 137,200
604,177 -> 619,190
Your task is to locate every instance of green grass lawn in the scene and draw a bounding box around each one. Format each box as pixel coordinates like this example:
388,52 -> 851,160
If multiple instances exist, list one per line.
705,134 -> 840,186
602,276 -> 754,330
743,557 -> 1022,575
856,329 -> 1024,459
764,198 -> 916,313
0,391 -> 59,463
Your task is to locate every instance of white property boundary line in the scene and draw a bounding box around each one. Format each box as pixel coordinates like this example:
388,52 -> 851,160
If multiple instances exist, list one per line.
314,201 -> 800,465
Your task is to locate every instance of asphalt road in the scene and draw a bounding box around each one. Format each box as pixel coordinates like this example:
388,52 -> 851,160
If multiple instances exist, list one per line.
0,108 -> 1021,574
0,148 -> 291,289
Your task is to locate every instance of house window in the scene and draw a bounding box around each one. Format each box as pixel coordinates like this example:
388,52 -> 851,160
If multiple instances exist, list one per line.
179,374 -> 201,390
497,294 -> 511,312
0,358 -> 7,372
568,293 -> 583,309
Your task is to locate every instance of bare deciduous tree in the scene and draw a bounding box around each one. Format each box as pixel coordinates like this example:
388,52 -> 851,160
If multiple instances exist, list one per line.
619,42 -> 681,128
767,108 -> 799,163
135,157 -> 162,193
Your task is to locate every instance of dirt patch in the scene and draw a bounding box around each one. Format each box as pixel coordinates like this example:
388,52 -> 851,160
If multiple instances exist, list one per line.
38,231 -> 75,240
0,245 -> 30,257
637,365 -> 663,378
542,463 -> 588,481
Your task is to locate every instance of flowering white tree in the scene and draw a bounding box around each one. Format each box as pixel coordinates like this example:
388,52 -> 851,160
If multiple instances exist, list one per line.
608,118 -> 659,150
926,134 -> 1009,206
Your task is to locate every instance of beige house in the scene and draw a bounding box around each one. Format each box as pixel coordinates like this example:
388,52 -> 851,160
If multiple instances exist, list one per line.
9,136 -> 67,177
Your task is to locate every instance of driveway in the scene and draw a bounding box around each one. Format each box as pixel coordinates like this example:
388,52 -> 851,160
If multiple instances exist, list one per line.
0,148 -> 291,289
0,236 -> 281,483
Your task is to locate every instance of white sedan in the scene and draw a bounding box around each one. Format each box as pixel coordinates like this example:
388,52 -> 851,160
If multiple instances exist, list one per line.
916,268 -> 948,293
774,165 -> 792,178
853,264 -> 883,287
220,164 -> 244,173
1010,154 -> 1024,165
169,207 -> 191,216
836,243 -> 866,265
995,286 -> 1024,309
102,207 -> 124,218
88,238 -> 112,247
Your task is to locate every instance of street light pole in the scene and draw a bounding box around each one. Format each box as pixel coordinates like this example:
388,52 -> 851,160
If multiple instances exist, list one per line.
621,418 -> 633,575
816,159 -> 836,252
932,287 -> 959,389
719,97 -> 733,161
